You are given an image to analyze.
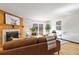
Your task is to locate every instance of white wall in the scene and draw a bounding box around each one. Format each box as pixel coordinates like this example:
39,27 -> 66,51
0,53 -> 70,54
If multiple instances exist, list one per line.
49,10 -> 79,43
62,11 -> 79,43
24,18 -> 33,34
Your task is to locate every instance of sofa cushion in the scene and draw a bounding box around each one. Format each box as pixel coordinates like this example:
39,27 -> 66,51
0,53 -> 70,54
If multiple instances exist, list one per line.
37,37 -> 47,43
3,37 -> 37,50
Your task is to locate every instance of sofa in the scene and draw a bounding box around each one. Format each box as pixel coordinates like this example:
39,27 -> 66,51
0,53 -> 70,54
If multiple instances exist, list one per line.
0,37 -> 60,55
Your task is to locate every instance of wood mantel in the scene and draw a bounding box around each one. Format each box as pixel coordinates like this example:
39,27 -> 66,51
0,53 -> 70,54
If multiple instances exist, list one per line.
0,10 -> 24,47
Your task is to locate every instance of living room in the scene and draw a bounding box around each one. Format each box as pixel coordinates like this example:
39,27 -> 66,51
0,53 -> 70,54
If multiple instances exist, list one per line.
0,3 -> 79,55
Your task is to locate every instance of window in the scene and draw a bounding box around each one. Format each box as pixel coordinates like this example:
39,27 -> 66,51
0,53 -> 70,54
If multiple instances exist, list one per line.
33,23 -> 43,35
33,24 -> 38,35
39,24 -> 43,35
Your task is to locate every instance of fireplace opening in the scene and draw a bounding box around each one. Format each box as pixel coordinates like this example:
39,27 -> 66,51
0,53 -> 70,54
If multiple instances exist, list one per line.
6,31 -> 19,41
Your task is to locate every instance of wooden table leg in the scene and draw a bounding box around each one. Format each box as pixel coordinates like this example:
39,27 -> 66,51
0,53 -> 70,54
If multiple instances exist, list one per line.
58,51 -> 59,55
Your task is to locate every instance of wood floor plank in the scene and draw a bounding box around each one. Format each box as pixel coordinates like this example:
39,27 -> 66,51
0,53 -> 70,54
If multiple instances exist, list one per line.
60,42 -> 79,55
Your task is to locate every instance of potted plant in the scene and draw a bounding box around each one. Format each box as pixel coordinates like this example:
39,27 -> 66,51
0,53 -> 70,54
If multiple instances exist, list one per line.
45,24 -> 51,35
30,26 -> 36,35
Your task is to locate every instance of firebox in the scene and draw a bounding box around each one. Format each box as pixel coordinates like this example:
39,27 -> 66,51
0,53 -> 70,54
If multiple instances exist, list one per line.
6,31 -> 19,41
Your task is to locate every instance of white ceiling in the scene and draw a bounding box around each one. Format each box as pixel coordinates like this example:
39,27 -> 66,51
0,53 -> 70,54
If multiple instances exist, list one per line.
0,3 -> 79,21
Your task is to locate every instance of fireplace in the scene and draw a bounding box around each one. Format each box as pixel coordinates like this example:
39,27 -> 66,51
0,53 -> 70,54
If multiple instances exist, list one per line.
3,29 -> 20,43
6,31 -> 19,41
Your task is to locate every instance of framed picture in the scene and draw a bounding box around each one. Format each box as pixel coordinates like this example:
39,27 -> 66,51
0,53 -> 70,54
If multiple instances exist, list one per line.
56,26 -> 61,30
5,14 -> 20,25
56,21 -> 62,30
56,21 -> 61,25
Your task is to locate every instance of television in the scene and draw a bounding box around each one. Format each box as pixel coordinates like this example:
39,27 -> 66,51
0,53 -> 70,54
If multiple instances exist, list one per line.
5,14 -> 20,25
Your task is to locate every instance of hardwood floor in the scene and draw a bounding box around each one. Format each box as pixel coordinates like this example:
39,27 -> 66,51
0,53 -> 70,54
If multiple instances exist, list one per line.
56,41 -> 79,55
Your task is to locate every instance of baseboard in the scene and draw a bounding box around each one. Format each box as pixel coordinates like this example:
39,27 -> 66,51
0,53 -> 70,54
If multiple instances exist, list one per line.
61,39 -> 79,44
